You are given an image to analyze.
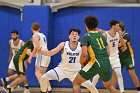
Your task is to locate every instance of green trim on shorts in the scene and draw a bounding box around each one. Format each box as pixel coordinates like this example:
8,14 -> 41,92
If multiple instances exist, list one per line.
120,57 -> 135,71
13,55 -> 26,75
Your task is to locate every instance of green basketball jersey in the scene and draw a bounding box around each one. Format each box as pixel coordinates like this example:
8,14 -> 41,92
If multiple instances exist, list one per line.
16,40 -> 34,61
119,31 -> 134,59
80,31 -> 110,67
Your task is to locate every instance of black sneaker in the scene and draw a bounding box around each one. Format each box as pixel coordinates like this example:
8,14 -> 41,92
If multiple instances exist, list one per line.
1,78 -> 7,87
6,88 -> 12,93
2,86 -> 7,92
47,90 -> 53,93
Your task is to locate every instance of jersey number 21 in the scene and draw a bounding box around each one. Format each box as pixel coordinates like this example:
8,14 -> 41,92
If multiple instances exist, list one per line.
69,57 -> 76,63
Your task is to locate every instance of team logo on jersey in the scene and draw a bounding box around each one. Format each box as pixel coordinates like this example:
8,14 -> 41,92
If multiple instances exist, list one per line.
129,64 -> 133,68
67,52 -> 79,56
110,38 -> 118,42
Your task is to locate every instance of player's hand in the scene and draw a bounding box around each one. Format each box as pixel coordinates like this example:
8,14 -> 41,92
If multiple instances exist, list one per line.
118,30 -> 123,35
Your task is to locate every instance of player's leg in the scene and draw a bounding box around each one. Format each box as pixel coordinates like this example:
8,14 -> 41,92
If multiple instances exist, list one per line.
112,60 -> 125,88
35,67 -> 52,92
111,56 -> 124,93
8,56 -> 15,76
35,66 -> 48,91
1,74 -> 18,90
40,67 -> 64,93
125,57 -> 140,92
129,70 -> 140,92
6,56 -> 27,93
23,62 -> 30,93
73,73 -> 87,93
81,80 -> 99,93
35,55 -> 51,92
8,69 -> 14,76
73,63 -> 99,93
111,70 -> 117,87
92,74 -> 100,86
113,67 -> 124,93
99,67 -> 119,93
102,80 -> 119,93
7,74 -> 26,88
69,71 -> 99,93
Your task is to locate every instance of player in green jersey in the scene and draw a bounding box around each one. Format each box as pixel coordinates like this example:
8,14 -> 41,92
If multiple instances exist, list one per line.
1,40 -> 34,93
73,15 -> 119,93
118,22 -> 140,93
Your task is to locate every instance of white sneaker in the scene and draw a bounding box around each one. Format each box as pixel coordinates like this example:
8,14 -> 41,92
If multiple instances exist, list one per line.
24,89 -> 30,93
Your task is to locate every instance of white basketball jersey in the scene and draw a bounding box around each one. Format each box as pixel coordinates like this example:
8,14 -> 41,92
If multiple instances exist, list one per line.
10,39 -> 22,55
35,33 -> 48,51
58,41 -> 81,72
105,31 -> 120,57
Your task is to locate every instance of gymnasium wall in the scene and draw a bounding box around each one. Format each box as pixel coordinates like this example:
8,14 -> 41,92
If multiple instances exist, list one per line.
0,7 -> 21,79
0,6 -> 140,89
50,7 -> 140,89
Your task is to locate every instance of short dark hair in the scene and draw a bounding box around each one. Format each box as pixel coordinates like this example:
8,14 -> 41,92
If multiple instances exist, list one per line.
84,15 -> 99,30
110,20 -> 120,27
69,28 -> 81,35
119,22 -> 125,31
11,30 -> 19,35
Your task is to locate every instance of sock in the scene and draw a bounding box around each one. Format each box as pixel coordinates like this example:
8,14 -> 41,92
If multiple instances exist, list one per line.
6,77 -> 10,81
47,81 -> 52,91
137,87 -> 140,91
7,85 -> 11,88
81,80 -> 99,93
114,68 -> 124,92
92,74 -> 100,86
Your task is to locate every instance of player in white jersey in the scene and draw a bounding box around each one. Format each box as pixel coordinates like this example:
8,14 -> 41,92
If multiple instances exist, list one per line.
8,30 -> 24,75
28,22 -> 51,93
1,30 -> 30,93
35,28 -> 99,93
92,20 -> 127,93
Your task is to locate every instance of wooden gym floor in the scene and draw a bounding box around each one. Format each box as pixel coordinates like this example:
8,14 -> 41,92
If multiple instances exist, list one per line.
0,87 -> 137,93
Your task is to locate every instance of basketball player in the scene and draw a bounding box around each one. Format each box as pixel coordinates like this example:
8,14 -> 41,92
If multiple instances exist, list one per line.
1,30 -> 30,93
8,30 -> 24,76
1,40 -> 34,93
28,22 -> 51,93
35,28 -> 99,93
118,22 -> 140,93
92,20 -> 126,93
72,16 -> 119,93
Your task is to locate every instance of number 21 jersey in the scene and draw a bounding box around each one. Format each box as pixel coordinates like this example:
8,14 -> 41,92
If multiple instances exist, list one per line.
58,41 -> 81,72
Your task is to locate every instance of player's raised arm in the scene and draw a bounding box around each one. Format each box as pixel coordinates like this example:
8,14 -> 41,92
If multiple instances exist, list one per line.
32,34 -> 40,48
38,42 -> 65,56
